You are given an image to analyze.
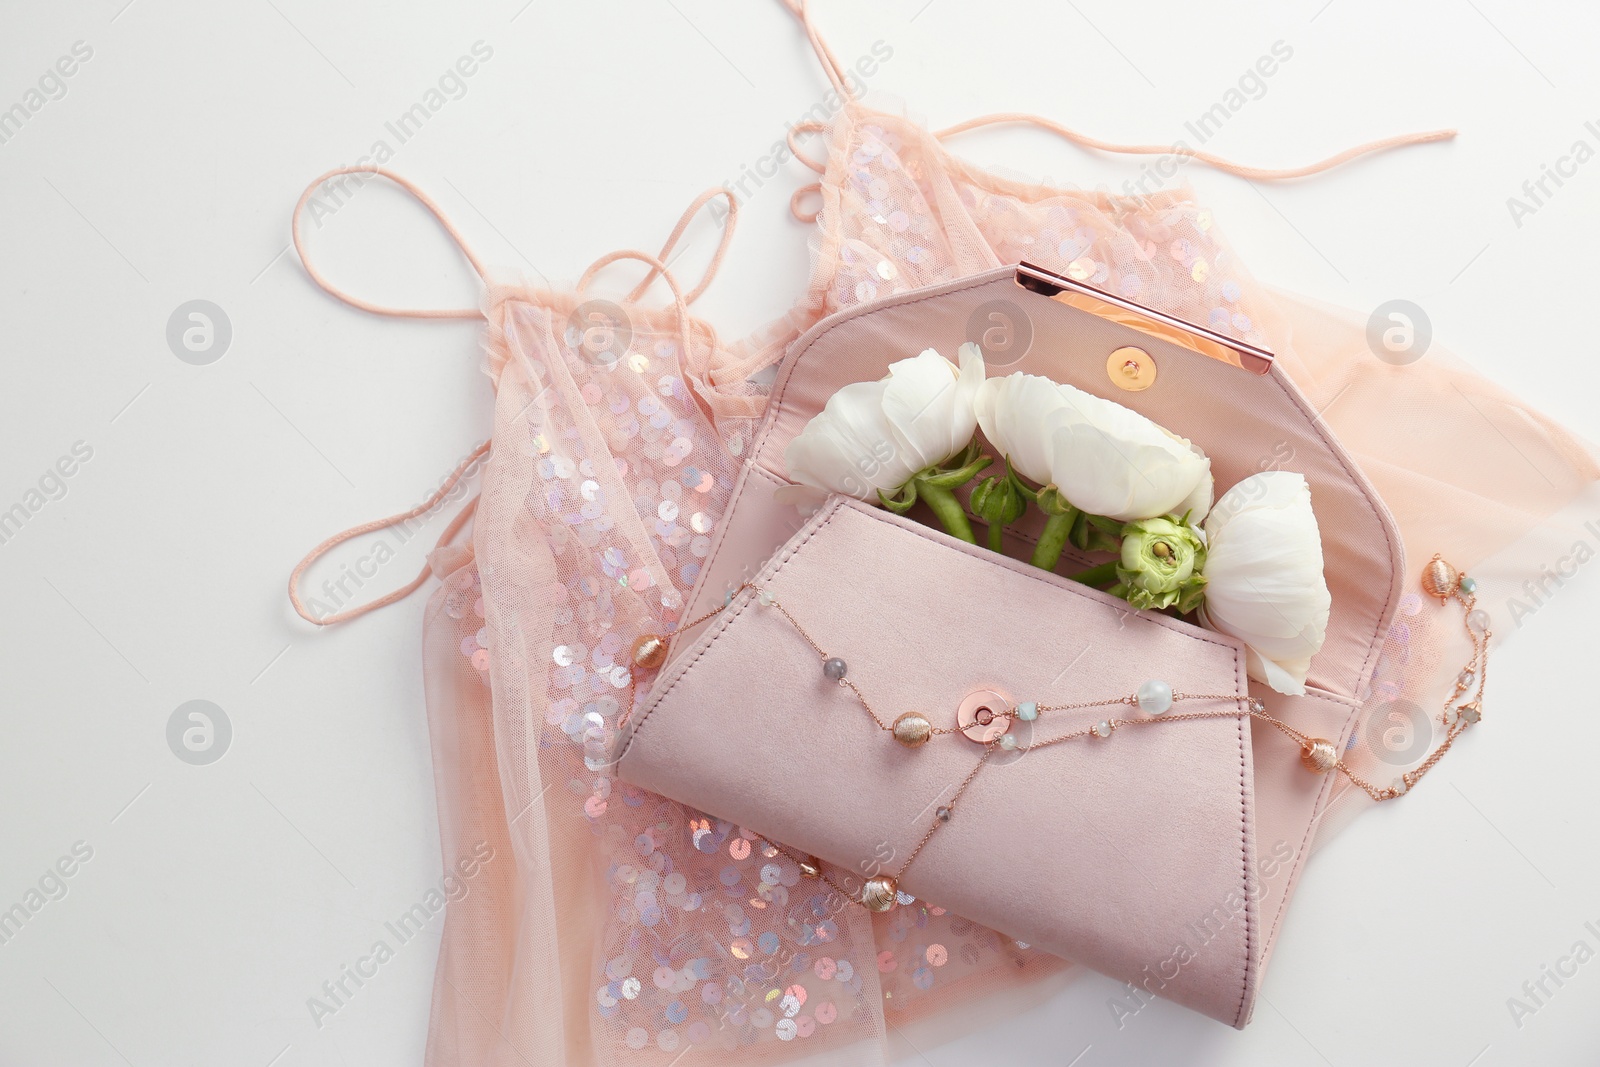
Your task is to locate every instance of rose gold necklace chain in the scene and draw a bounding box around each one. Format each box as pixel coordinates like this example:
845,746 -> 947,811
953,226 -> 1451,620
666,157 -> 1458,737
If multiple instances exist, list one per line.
626,557 -> 1487,912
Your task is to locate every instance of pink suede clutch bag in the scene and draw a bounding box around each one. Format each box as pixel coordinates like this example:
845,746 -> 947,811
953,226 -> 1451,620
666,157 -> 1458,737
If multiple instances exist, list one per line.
616,264 -> 1406,1027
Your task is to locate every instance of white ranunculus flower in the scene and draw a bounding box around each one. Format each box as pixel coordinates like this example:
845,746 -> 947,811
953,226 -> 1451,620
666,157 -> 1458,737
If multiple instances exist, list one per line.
973,372 -> 1064,486
784,343 -> 985,499
1199,472 -> 1332,696
975,372 -> 1213,522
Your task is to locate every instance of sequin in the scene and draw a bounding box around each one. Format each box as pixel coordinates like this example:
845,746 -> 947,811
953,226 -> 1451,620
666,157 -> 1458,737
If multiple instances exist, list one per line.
815,1001 -> 838,1024
927,944 -> 948,966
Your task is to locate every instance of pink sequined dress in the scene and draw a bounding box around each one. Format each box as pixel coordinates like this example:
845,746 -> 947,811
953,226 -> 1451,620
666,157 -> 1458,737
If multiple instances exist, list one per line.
286,3 -> 1599,1064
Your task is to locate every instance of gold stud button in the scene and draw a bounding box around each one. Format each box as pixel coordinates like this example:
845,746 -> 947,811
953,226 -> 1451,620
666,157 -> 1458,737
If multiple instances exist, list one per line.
1107,346 -> 1157,391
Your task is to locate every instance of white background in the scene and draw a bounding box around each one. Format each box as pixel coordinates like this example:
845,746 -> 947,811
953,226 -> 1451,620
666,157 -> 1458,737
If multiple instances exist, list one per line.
2,1 -> 1598,1065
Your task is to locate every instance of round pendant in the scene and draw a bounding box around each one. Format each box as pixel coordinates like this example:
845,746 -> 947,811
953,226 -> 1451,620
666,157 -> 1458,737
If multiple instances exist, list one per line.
892,712 -> 933,748
1301,738 -> 1338,774
630,633 -> 668,670
861,875 -> 898,912
956,689 -> 1012,744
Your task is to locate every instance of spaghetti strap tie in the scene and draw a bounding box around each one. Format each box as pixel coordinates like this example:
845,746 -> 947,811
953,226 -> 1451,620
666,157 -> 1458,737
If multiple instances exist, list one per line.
577,188 -> 740,310
779,0 -> 856,100
576,188 -> 775,407
935,112 -> 1457,182
288,443 -> 490,626
292,165 -> 491,320
288,166 -> 497,626
775,1 -> 1454,197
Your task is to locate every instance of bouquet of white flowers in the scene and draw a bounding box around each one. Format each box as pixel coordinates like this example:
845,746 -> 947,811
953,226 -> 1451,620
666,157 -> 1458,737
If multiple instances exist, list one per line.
784,345 -> 1332,695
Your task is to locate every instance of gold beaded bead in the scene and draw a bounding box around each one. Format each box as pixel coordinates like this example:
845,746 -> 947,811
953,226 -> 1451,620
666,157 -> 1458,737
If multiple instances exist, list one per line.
1301,738 -> 1339,774
891,711 -> 932,748
1421,556 -> 1460,601
630,634 -> 668,670
861,875 -> 898,912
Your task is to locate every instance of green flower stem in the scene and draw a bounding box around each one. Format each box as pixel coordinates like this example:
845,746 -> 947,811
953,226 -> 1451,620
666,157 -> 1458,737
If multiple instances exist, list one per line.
917,480 -> 977,544
1068,560 -> 1120,588
1030,511 -> 1076,571
987,517 -> 1005,553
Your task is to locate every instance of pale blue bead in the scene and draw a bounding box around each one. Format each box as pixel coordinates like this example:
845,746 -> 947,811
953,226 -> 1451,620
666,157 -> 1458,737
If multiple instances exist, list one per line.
1016,701 -> 1038,721
823,657 -> 848,681
1459,576 -> 1478,594
1137,679 -> 1173,715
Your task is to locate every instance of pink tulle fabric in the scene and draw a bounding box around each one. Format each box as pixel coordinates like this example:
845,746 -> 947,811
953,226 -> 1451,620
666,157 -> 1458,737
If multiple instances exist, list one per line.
290,7 -> 1600,1066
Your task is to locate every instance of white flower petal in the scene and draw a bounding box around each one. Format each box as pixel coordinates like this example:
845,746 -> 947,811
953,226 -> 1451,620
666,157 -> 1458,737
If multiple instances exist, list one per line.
881,349 -> 969,471
784,414 -> 877,499
975,372 -> 1067,485
1199,472 -> 1332,695
1045,391 -> 1211,522
783,347 -> 985,498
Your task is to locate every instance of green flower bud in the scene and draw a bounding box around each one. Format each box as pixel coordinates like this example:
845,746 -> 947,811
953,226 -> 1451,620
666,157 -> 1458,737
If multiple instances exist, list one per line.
971,472 -> 1028,528
1115,515 -> 1208,612
1036,485 -> 1077,518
